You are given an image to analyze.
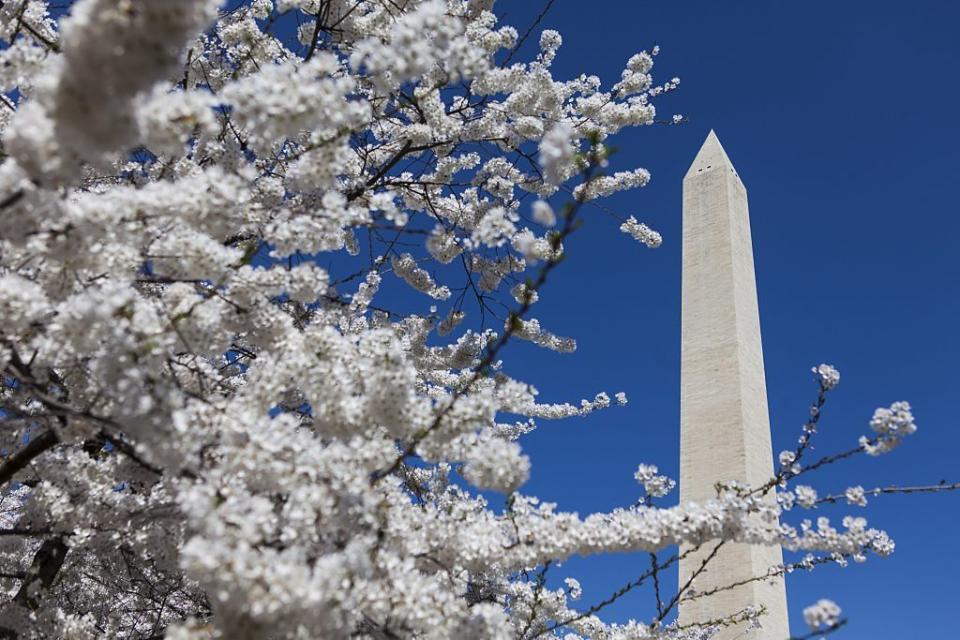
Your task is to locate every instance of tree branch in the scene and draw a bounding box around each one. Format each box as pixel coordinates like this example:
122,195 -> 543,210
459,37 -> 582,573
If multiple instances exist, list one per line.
0,430 -> 58,488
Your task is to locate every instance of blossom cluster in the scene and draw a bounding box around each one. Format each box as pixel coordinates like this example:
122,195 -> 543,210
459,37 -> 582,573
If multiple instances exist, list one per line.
813,363 -> 840,390
634,463 -> 676,498
862,401 -> 917,455
802,599 -> 843,630
620,215 -> 663,248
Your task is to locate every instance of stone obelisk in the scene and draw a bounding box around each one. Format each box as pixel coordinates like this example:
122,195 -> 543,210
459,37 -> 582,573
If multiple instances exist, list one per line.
678,131 -> 789,638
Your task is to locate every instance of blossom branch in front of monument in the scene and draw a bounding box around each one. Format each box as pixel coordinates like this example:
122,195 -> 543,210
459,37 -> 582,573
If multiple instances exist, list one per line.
0,1 -> 956,639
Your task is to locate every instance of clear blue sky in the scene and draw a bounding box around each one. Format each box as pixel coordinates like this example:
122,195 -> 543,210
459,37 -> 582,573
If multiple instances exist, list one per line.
491,1 -> 960,636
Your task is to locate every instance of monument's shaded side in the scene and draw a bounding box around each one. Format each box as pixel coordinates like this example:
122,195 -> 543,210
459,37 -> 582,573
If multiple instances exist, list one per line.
678,131 -> 789,639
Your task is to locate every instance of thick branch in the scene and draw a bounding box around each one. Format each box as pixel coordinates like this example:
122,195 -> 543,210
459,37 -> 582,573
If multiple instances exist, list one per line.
13,536 -> 68,609
0,430 -> 58,488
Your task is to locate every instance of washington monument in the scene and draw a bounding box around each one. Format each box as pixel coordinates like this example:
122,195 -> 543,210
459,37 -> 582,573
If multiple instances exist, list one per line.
678,131 -> 789,639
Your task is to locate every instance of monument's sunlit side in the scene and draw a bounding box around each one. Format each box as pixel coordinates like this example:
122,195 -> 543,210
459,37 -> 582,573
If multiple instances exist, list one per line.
679,131 -> 789,638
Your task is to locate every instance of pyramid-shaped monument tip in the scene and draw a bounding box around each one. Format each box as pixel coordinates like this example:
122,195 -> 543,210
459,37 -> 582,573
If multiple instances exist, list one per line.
684,129 -> 735,179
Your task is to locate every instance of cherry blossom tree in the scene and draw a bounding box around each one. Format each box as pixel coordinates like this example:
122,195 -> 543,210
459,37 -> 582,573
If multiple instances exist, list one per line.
0,1 -> 954,638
